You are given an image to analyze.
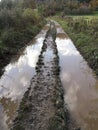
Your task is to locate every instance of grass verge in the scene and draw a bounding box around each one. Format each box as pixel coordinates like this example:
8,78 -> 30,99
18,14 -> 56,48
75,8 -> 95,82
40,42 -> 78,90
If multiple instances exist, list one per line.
50,15 -> 98,76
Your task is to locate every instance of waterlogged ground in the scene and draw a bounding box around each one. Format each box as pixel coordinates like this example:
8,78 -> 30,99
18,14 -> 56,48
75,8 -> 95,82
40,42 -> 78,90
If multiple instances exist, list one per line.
55,22 -> 98,130
0,21 -> 98,130
11,23 -> 66,130
0,24 -> 49,130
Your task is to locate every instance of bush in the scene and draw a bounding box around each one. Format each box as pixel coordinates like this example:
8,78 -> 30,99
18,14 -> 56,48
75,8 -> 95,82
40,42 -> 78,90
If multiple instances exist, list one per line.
64,7 -> 71,15
64,4 -> 93,15
1,29 -> 24,47
0,9 -> 14,29
22,8 -> 41,24
77,6 -> 92,14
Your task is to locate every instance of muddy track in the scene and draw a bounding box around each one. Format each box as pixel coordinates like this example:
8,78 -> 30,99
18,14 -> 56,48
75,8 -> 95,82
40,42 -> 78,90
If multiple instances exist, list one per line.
11,22 -> 69,130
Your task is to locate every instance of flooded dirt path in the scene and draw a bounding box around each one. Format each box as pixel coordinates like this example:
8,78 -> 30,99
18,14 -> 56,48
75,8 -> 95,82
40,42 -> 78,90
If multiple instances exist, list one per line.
0,24 -> 49,130
0,21 -> 98,130
11,22 -> 67,130
55,22 -> 98,130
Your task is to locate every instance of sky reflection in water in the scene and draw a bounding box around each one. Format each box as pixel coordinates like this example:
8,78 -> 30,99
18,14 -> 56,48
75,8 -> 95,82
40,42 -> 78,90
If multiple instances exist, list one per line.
0,27 -> 48,129
56,26 -> 98,130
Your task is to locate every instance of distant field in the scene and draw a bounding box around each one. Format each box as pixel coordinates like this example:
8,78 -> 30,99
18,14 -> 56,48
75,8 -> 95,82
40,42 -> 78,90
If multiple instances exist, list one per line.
66,15 -> 98,24
93,11 -> 98,16
69,16 -> 98,21
55,11 -> 98,19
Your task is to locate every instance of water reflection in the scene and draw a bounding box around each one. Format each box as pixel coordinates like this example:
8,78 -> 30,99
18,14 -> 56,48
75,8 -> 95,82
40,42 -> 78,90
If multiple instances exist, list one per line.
0,98 -> 18,128
56,33 -> 68,39
56,26 -> 98,130
0,25 -> 49,130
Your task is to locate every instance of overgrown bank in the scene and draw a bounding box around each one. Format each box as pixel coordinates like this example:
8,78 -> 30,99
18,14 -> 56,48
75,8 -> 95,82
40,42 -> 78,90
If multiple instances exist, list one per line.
0,20 -> 45,76
52,16 -> 98,76
0,0 -> 45,76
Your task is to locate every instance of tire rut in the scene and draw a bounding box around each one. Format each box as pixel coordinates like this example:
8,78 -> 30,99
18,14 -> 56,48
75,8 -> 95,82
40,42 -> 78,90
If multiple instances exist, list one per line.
11,22 -> 68,130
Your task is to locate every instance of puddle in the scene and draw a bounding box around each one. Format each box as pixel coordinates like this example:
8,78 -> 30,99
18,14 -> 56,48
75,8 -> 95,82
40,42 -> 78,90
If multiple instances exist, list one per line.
1,21 -> 98,130
56,24 -> 98,130
43,36 -> 55,69
56,33 -> 68,39
0,24 -> 49,130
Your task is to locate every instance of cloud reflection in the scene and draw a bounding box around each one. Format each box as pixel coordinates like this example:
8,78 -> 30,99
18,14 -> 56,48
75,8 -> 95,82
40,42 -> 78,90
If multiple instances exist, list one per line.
0,26 -> 48,130
56,28 -> 98,130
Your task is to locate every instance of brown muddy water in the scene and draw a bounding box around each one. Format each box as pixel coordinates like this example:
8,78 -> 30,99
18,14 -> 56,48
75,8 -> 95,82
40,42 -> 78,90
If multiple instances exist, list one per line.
0,21 -> 98,130
55,22 -> 98,130
0,24 -> 49,130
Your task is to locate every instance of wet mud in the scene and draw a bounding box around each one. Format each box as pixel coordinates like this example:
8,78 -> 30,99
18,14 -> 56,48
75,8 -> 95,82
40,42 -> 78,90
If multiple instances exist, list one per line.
55,21 -> 98,130
0,24 -> 49,130
11,22 -> 68,130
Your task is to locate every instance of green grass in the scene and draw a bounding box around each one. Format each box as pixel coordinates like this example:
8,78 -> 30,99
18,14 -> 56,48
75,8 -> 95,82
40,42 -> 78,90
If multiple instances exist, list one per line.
50,15 -> 98,76
93,11 -> 98,16
0,40 -> 5,48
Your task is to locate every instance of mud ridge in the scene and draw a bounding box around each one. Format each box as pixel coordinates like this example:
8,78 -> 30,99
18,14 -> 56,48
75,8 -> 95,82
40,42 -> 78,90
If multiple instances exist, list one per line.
11,22 -> 69,130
